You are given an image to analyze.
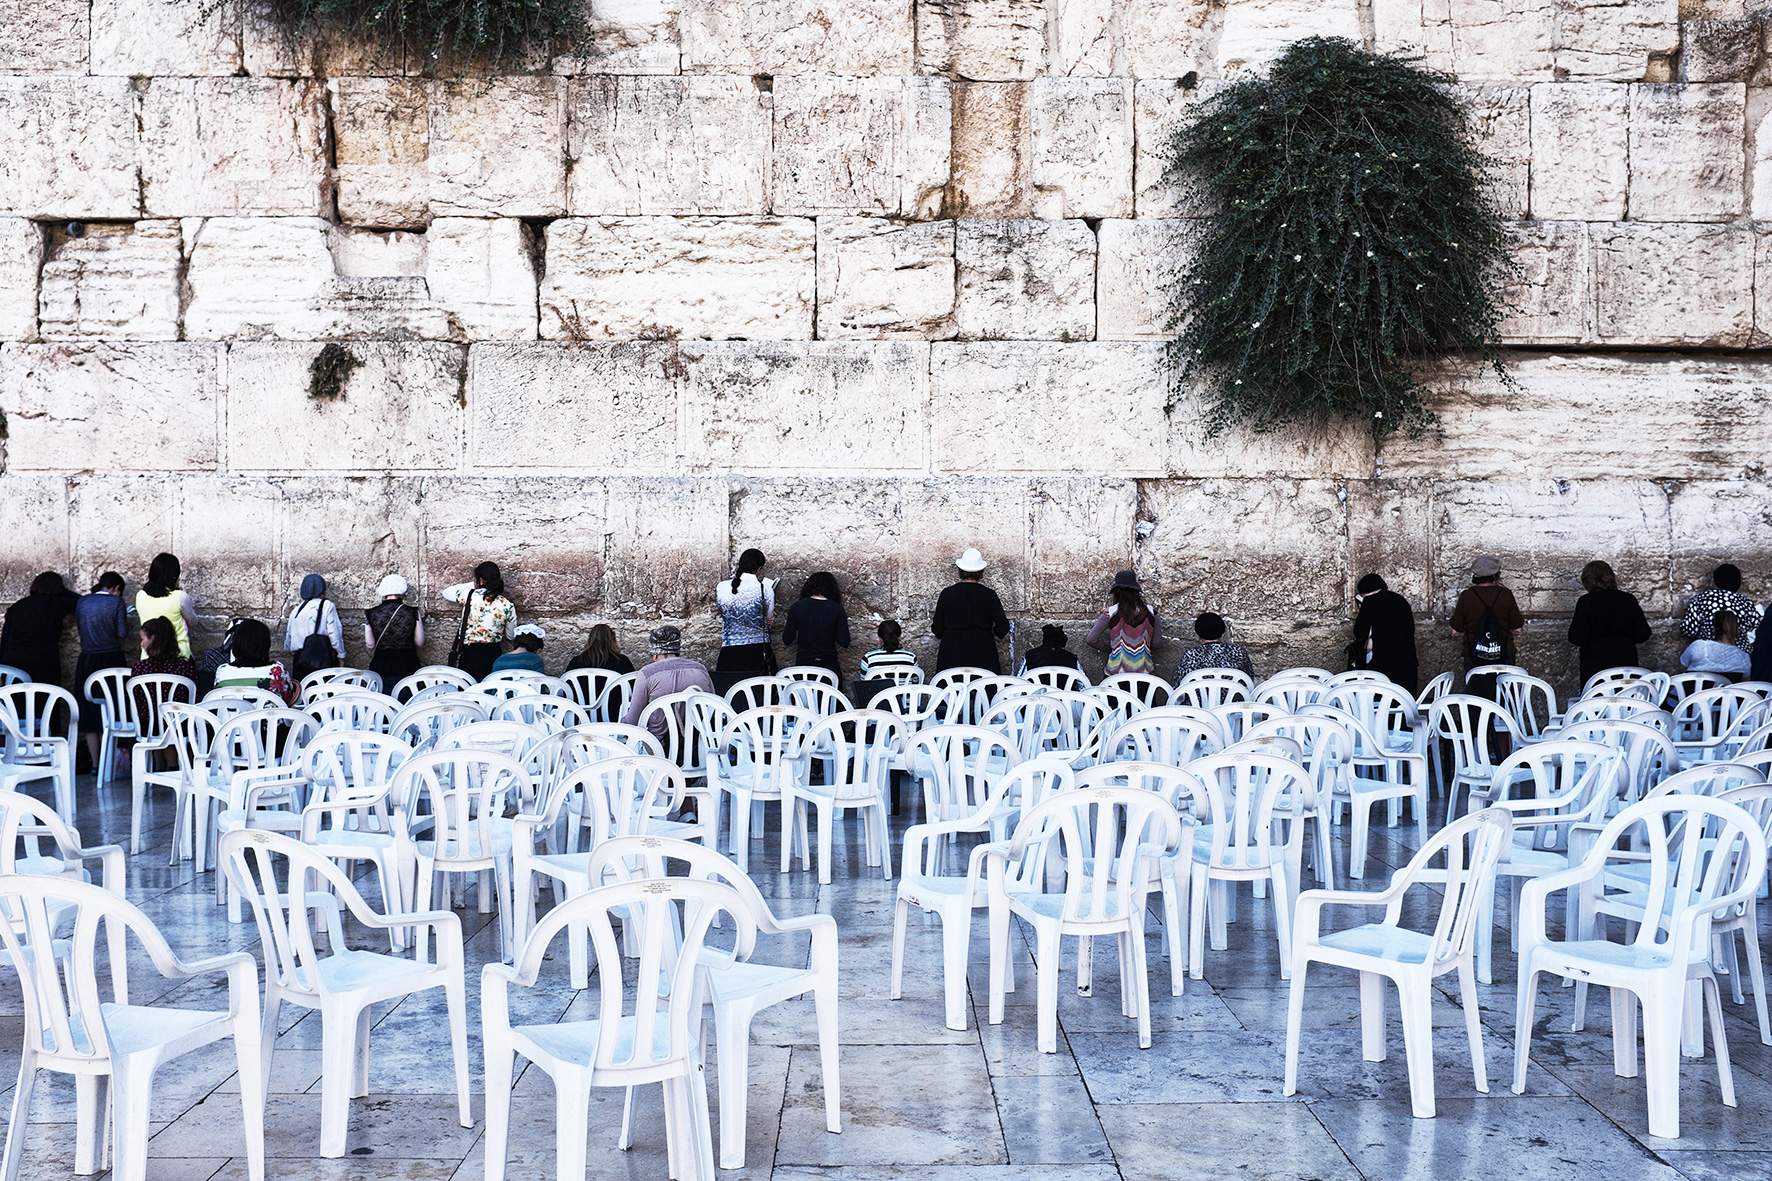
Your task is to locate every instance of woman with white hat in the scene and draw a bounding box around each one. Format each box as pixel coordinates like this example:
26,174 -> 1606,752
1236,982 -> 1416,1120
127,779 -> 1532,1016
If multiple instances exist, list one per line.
932,547 -> 1010,673
364,574 -> 424,686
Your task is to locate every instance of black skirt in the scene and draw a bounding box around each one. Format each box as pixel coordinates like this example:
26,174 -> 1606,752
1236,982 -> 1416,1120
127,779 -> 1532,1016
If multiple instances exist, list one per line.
74,650 -> 130,732
457,642 -> 502,681
716,643 -> 777,674
369,648 -> 423,690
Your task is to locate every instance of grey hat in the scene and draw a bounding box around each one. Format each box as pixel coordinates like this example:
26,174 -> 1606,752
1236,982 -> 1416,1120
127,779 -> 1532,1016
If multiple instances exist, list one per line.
1471,555 -> 1502,578
647,625 -> 682,655
300,573 -> 326,599
1111,570 -> 1140,591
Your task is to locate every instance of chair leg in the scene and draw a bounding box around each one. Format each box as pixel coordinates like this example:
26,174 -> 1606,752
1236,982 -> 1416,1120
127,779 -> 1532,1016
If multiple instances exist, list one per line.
446,976 -> 472,1130
232,1004 -> 267,1181
1457,961 -> 1488,1093
1,1055 -> 34,1181
940,901 -> 972,1032
715,1012 -> 752,1170
1742,923 -> 1771,1046
106,1059 -> 155,1181
1350,800 -> 1371,880
74,1074 -> 102,1176
1704,975 -> 1737,1109
889,896 -> 909,1001
482,1039 -> 514,1181
1512,967 -> 1541,1094
988,898 -> 1011,1028
814,977 -> 841,1135
554,1076 -> 591,1181
1163,865 -> 1188,997
1034,922 -> 1061,1055
1360,970 -> 1387,1062
1642,984 -> 1682,1139
1397,976 -> 1437,1119
1128,923 -> 1153,1050
1188,866 -> 1207,980
319,1004 -> 364,1157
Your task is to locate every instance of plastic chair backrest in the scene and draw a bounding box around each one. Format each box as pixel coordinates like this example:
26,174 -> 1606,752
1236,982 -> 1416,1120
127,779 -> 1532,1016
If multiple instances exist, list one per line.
1666,670 -> 1732,708
1247,714 -> 1352,799
575,755 -> 688,838
222,829 -> 381,999
306,690 -> 400,734
635,690 -> 707,773
1563,697 -> 1669,731
1672,687 -> 1768,745
0,789 -> 102,879
1583,666 -> 1656,696
1076,760 -> 1199,814
161,703 -> 220,780
393,748 -> 528,857
780,665 -> 838,687
302,731 -> 413,810
870,665 -> 925,687
562,667 -> 616,710
684,694 -> 740,763
1103,705 -> 1224,765
786,680 -> 852,717
1011,786 -> 1183,923
1185,751 -> 1310,870
1254,677 -> 1329,712
212,708 -> 320,782
1729,747 -> 1772,780
867,684 -> 943,726
126,673 -> 196,740
1325,682 -> 1419,751
929,666 -> 992,690
0,683 -> 76,748
981,694 -> 1078,762
1418,671 -> 1455,706
943,677 -> 1031,727
204,686 -> 285,717
1488,740 -> 1618,830
1098,673 -> 1175,710
725,676 -> 790,712
0,665 -> 26,686
906,724 -> 1021,823
1560,719 -> 1681,809
1174,673 -> 1250,710
84,667 -> 132,732
492,693 -> 591,730
805,711 -> 905,802
1645,762 -> 1766,800
391,666 -> 475,703
1212,702 -> 1287,745
390,697 -> 487,751
1388,807 -> 1515,968
1267,667 -> 1334,683
1494,672 -> 1559,739
575,722 -> 666,758
1024,666 -> 1090,691
300,667 -> 384,697
1428,695 -> 1515,773
718,706 -> 817,794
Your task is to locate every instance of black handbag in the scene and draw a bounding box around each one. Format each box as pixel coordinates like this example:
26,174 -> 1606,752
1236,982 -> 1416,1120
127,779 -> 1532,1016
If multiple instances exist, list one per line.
447,590 -> 476,669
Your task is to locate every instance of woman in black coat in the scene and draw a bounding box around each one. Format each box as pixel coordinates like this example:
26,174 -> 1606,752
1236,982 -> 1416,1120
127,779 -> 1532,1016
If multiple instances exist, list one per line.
1350,574 -> 1419,694
0,572 -> 80,686
1567,560 -> 1651,687
932,550 -> 1010,673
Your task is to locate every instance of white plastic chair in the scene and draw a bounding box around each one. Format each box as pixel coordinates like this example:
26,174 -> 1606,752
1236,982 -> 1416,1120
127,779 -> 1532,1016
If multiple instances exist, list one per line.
0,683 -> 77,822
1513,795 -> 1768,1138
301,667 -> 384,699
1665,670 -> 1731,709
792,710 -> 902,884
1098,673 -> 1174,710
891,758 -> 1075,1030
1494,671 -> 1561,742
161,703 -> 220,870
929,666 -> 993,690
1328,669 -> 1391,687
1560,719 -> 1682,814
1254,676 -> 1330,713
1428,695 -> 1518,817
982,691 -> 1102,767
1212,701 -> 1288,745
1284,808 -> 1513,1118
483,877 -> 752,1181
1563,697 -> 1670,731
0,876 -> 266,1181
942,676 -> 1030,727
492,692 -> 591,730
0,788 -> 130,993
307,690 -> 401,734
125,672 -> 195,853
1711,783 -> 1772,1045
1583,666 -> 1657,698
725,675 -> 790,713
867,664 -> 925,687
1247,714 -> 1352,888
83,667 -> 135,787
562,666 -> 620,710
708,705 -> 815,874
1174,669 -> 1251,709
210,708 -> 325,918
1671,688 -> 1769,765
1419,671 -> 1455,705
984,785 -> 1184,1052
0,665 -> 25,686
1024,665 -> 1090,691
1312,691 -> 1429,879
298,732 -> 415,924
1101,705 -> 1224,766
222,829 -> 471,1158
205,686 -> 287,716
390,696 -> 488,751
589,835 -> 842,1170
391,665 -> 476,702
781,664 -> 839,687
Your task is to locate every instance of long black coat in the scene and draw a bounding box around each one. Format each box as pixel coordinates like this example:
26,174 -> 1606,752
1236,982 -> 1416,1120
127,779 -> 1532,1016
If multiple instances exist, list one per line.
0,591 -> 78,686
1352,590 -> 1419,695
1567,588 -> 1652,686
932,580 -> 1010,673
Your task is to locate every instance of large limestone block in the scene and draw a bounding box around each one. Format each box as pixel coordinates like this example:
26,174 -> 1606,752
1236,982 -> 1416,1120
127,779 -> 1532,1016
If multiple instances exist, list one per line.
929,343 -> 1165,474
1529,85 -> 1629,221
956,219 -> 1096,341
1460,84 -> 1530,218
1216,0 -> 1363,74
0,0 -> 90,72
0,219 -> 43,340
540,217 -> 815,340
1668,482 -> 1772,596
1132,81 -> 1209,219
176,477 -> 282,613
38,222 -> 183,341
1555,0 -> 1680,82
728,477 -> 905,613
553,0 -> 682,75
567,77 -> 769,215
1096,219 -> 1186,341
915,0 -> 1046,81
331,79 -> 429,229
1499,222 -> 1594,345
1754,230 -> 1772,348
225,343 -> 465,471
816,218 -> 957,339
1163,387 -> 1377,479
680,0 -> 913,75
950,82 -> 1032,217
1133,478 -> 1349,625
605,477 -> 732,616
1028,479 -> 1139,616
67,476 -> 177,597
1049,0 -> 1212,77
1384,354 -> 1772,481
428,79 -> 567,217
1344,480 -> 1435,609
90,0 -> 240,76
772,78 -> 952,217
1752,107 -> 1772,220
1428,478 -> 1672,617
679,342 -> 929,472
0,79 -> 139,218
1627,83 -> 1746,221
421,477 -> 611,615
898,477 -> 1031,614
1427,0 -> 1556,80
1592,223 -> 1752,346
426,219 -> 538,342
1029,79 -> 1132,219
0,343 -> 221,471
467,343 -> 680,472
0,476 -> 68,595
139,79 -> 329,218
276,478 -> 427,646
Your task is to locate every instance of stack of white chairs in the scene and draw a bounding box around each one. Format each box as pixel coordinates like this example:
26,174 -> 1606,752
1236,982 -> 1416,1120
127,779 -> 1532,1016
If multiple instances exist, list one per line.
1174,669 -> 1251,709
126,672 -> 197,851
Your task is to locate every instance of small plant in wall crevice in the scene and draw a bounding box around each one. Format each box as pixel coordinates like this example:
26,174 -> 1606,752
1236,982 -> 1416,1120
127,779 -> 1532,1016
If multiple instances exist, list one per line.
1161,37 -> 1514,438
307,343 -> 362,402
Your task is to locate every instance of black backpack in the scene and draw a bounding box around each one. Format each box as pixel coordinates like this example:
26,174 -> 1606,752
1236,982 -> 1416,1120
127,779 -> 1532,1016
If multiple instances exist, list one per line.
1467,588 -> 1506,663
295,598 -> 338,675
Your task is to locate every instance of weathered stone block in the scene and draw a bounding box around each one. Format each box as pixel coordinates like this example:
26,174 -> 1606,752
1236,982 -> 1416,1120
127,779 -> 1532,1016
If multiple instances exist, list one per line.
139,79 -> 329,218
0,219 -> 43,341
540,217 -> 815,340
0,476 -> 69,595
67,476 -> 176,599
1048,0 -> 1212,78
1421,0 -> 1554,80
1681,19 -> 1761,80
956,220 -> 1096,342
1499,222 -> 1594,345
1754,229 -> 1772,347
466,343 -> 679,472
914,0 -> 1046,80
1529,84 -> 1630,220
680,0 -> 913,75
428,79 -> 566,217
567,77 -> 769,215
930,343 -> 1165,474
949,82 -> 1032,217
552,0 -> 682,75
331,78 -> 430,229
606,477 -> 732,617
727,477 -> 904,614
1345,480 -> 1435,610
1667,481 -> 1772,599
426,219 -> 538,342
276,478 -> 428,651
898,478 -> 1031,614
1164,383 -> 1377,479
38,222 -> 183,342
816,218 -> 957,339
0,344 -> 221,472
176,477 -> 282,614
1386,354 -> 1772,481
1096,219 -> 1185,341
903,78 -> 955,220
1752,106 -> 1772,219
0,79 -> 139,218
1133,80 -> 1206,219
1216,0 -> 1362,74
1460,83 -> 1530,218
1029,79 -> 1132,219
1134,478 -> 1349,626
90,0 -> 240,76
1592,222 -> 1752,345
1028,479 -> 1139,616
773,78 -> 941,216
679,342 -> 929,472
225,343 -> 465,472
1627,83 -> 1746,220
1555,0 -> 1681,82
0,0 -> 90,72
421,477 -> 612,616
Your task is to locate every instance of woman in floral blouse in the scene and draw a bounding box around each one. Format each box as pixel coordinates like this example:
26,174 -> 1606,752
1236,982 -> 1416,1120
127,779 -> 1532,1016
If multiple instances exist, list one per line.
442,561 -> 517,681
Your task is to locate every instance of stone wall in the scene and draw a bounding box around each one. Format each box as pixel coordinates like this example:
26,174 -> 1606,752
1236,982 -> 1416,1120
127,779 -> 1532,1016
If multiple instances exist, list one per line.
1,0 -> 1769,693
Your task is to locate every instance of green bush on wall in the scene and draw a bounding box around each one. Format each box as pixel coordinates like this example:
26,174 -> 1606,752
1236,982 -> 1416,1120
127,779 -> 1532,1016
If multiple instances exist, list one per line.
1162,38 -> 1514,438
219,0 -> 586,66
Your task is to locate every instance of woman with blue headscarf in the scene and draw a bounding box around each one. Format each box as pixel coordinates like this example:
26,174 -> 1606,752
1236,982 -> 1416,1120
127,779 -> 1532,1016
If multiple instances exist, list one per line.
285,573 -> 346,677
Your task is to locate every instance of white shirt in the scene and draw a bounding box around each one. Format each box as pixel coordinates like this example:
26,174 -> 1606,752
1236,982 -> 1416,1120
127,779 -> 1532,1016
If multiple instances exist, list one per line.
715,574 -> 775,647
285,598 -> 345,658
1680,639 -> 1751,677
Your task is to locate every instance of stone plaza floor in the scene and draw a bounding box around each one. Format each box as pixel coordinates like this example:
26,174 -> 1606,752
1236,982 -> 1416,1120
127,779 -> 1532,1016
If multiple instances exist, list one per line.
3,777 -> 1769,1180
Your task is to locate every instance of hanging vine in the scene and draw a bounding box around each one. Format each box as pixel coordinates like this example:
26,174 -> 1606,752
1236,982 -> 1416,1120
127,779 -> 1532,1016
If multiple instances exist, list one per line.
203,0 -> 587,68
1161,37 -> 1514,437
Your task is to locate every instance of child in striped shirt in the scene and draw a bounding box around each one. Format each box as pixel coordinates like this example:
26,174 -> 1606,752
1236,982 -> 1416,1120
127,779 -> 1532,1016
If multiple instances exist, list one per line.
860,620 -> 920,678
